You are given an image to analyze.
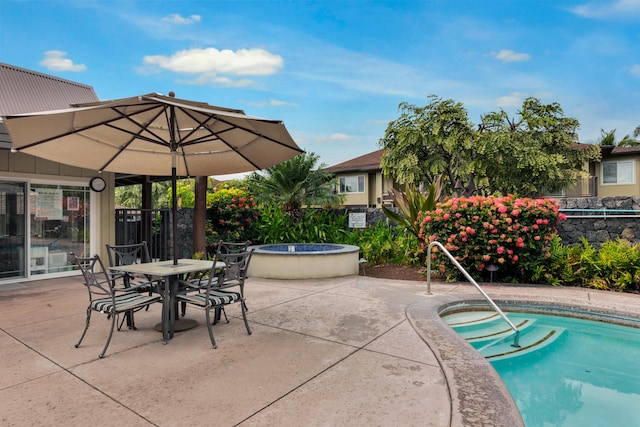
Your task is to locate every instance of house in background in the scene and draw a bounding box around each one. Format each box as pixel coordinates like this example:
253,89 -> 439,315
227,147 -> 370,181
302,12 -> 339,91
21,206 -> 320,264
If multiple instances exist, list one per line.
325,149 -> 397,208
0,62 -> 116,283
327,144 -> 640,209
595,145 -> 640,197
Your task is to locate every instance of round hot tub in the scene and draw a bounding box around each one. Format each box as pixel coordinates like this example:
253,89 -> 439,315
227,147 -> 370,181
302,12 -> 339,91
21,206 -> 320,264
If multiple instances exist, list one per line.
247,243 -> 360,279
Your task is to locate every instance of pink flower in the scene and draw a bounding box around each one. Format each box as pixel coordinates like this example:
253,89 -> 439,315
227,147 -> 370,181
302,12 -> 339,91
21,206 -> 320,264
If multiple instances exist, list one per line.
497,246 -> 505,254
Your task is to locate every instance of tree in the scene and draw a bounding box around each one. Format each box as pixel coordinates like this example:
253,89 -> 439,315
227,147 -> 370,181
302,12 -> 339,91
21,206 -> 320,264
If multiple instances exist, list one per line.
597,128 -> 640,147
475,97 -> 600,195
115,180 -> 171,208
379,96 -> 601,197
247,152 -> 344,221
379,96 -> 475,195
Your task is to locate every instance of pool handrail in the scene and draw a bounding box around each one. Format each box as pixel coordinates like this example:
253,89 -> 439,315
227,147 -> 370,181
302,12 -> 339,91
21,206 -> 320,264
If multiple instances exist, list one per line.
426,241 -> 521,348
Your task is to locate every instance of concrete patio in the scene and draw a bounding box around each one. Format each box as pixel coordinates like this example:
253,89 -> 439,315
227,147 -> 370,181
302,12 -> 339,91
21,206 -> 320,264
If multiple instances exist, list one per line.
1,273 -> 639,426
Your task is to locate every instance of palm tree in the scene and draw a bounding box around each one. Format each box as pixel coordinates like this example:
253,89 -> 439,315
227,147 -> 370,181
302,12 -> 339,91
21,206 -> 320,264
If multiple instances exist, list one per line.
597,129 -> 640,147
247,152 -> 344,221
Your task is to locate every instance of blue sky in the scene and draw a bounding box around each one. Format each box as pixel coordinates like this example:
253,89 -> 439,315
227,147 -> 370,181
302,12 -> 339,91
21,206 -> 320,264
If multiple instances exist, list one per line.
1,0 -> 639,177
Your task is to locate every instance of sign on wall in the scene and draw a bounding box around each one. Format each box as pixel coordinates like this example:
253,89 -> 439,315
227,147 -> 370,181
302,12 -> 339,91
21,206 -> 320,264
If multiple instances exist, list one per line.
348,212 -> 367,228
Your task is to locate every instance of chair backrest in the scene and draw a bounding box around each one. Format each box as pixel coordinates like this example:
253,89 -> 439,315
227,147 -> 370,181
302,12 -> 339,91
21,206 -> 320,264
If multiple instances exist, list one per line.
216,240 -> 250,255
105,241 -> 152,268
70,252 -> 115,299
209,250 -> 253,289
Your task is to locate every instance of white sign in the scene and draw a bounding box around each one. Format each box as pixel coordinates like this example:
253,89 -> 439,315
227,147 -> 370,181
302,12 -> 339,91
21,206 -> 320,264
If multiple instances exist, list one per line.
35,189 -> 63,220
349,212 -> 367,228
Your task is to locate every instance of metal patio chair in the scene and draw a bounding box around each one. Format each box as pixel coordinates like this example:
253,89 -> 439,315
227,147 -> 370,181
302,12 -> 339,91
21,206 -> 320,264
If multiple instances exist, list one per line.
70,253 -> 162,358
176,250 -> 253,348
105,241 -> 163,329
179,240 -> 251,317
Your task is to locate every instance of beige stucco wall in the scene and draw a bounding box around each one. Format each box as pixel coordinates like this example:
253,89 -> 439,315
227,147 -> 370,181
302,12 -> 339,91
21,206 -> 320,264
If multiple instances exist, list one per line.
596,156 -> 640,198
334,171 -> 397,208
335,172 -> 368,207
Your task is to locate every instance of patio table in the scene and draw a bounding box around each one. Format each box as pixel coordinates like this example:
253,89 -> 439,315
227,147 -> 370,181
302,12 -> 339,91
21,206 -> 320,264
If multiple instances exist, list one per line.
112,259 -> 220,343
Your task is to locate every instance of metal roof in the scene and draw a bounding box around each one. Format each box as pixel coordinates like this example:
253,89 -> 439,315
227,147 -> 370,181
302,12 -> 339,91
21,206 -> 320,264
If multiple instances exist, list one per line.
0,62 -> 99,148
0,62 -> 99,116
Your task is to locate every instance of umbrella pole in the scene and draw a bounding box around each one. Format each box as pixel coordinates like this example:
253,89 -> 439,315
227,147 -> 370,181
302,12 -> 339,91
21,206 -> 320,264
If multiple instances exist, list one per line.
170,101 -> 179,266
171,150 -> 179,265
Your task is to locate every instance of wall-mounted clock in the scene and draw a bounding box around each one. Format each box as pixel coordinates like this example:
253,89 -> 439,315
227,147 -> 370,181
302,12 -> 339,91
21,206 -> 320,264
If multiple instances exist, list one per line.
89,176 -> 106,192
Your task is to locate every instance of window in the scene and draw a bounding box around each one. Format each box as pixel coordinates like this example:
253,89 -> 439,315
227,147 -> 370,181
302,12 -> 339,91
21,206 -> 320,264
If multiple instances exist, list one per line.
339,176 -> 365,193
29,183 -> 90,275
602,161 -> 634,184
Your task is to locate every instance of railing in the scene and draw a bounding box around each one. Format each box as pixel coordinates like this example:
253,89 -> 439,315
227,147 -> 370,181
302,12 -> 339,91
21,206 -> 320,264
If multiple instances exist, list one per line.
426,241 -> 521,348
114,208 -> 172,261
560,208 -> 640,218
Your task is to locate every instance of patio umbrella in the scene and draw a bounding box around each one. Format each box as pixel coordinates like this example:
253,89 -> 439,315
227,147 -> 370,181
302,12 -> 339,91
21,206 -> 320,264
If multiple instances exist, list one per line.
3,92 -> 303,264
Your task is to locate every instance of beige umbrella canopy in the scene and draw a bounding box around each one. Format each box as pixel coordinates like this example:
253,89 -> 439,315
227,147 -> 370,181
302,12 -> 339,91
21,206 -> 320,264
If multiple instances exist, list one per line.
3,92 -> 304,264
4,92 -> 302,176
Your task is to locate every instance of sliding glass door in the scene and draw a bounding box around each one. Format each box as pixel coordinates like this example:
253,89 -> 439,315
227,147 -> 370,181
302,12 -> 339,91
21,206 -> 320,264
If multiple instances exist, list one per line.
0,181 -> 27,279
0,179 -> 91,280
30,183 -> 90,275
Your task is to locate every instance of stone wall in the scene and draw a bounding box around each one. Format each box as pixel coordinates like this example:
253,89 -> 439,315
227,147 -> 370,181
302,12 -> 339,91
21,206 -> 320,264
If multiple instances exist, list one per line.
556,197 -> 640,247
176,209 -> 194,259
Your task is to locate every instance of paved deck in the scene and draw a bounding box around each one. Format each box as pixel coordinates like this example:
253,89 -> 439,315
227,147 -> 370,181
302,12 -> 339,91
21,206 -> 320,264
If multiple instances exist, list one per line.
1,274 -> 639,426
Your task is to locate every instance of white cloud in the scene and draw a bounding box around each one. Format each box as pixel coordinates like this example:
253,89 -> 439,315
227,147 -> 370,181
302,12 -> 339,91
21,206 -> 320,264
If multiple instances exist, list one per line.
495,92 -> 526,108
179,73 -> 257,88
39,50 -> 87,72
143,47 -> 283,75
248,99 -> 298,107
629,64 -> 640,77
330,133 -> 352,140
141,47 -> 284,87
571,0 -> 640,19
491,49 -> 531,63
161,14 -> 201,24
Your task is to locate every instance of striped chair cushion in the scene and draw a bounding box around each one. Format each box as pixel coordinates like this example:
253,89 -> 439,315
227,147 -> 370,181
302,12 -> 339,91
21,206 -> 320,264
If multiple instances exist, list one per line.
177,290 -> 241,307
91,292 -> 162,314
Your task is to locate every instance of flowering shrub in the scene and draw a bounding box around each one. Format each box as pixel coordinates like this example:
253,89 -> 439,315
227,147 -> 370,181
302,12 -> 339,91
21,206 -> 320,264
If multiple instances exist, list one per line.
417,195 -> 564,282
206,185 -> 258,255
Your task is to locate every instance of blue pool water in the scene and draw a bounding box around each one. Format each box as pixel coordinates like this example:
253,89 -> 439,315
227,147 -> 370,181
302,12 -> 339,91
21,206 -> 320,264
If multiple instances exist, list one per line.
447,311 -> 640,427
259,244 -> 341,252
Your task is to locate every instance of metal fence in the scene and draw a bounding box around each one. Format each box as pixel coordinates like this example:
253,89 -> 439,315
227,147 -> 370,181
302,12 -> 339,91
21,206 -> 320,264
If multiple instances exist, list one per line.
114,208 -> 172,261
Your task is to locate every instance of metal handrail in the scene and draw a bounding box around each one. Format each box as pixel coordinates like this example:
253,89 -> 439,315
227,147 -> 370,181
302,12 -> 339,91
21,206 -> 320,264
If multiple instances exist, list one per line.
560,208 -> 640,218
426,241 -> 520,348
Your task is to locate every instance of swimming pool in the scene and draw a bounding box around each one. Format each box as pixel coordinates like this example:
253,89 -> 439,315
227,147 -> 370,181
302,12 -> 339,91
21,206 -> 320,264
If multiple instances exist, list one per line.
443,311 -> 640,426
